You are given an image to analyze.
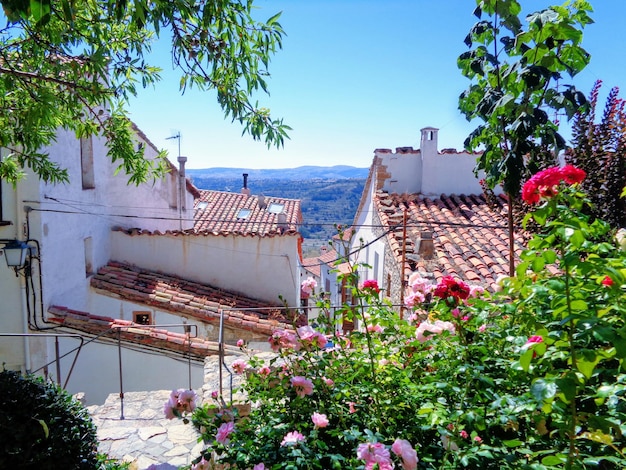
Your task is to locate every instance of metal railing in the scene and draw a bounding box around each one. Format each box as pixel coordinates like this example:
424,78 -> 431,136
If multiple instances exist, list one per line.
0,333 -> 84,388
2,301 -> 375,419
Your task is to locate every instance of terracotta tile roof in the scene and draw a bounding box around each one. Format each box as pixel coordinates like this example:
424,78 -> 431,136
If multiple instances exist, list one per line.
302,248 -> 350,278
89,262 -> 294,335
302,257 -> 321,278
374,190 -> 526,289
47,305 -> 242,358
193,190 -> 302,237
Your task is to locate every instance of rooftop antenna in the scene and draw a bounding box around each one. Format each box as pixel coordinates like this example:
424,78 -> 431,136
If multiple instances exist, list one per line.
166,131 -> 186,230
166,131 -> 181,157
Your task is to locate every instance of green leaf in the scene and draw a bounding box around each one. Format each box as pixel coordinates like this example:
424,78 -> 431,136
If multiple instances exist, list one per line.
519,348 -> 534,372
542,454 -> 566,465
555,376 -> 577,403
578,430 -> 613,446
37,419 -> 49,438
503,439 -> 523,448
542,249 -> 557,264
569,299 -> 588,311
30,0 -> 51,25
531,379 -> 557,402
531,256 -> 545,272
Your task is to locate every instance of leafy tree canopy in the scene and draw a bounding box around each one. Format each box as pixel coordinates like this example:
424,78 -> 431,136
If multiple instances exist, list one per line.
0,0 -> 289,185
459,0 -> 593,197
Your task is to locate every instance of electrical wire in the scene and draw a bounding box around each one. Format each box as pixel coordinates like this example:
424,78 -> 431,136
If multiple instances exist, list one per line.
27,203 -> 509,230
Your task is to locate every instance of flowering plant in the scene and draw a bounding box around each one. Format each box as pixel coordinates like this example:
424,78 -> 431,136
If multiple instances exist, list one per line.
170,165 -> 625,469
163,388 -> 197,421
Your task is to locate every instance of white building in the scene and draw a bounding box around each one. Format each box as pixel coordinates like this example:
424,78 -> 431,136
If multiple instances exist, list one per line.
350,127 -> 519,308
0,128 -> 303,404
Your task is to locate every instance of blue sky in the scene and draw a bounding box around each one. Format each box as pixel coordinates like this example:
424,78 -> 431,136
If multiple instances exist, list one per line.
128,1 -> 626,170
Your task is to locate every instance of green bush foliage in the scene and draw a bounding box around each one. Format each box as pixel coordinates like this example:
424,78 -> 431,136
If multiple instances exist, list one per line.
0,370 -> 99,469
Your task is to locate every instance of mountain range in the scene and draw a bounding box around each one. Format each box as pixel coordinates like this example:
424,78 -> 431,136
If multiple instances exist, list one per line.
187,165 -> 369,181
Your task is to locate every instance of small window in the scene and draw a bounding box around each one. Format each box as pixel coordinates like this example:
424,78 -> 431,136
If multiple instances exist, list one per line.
133,311 -> 152,325
197,201 -> 208,210
268,203 -> 284,214
237,208 -> 251,219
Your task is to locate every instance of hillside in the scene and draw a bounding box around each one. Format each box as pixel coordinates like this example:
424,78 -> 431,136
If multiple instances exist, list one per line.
187,165 -> 369,181
188,166 -> 368,244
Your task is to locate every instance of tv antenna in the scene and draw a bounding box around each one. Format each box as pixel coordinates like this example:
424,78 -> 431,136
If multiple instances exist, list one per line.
166,131 -> 181,157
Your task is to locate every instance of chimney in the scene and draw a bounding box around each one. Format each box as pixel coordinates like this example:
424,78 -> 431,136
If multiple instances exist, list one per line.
277,212 -> 288,233
258,194 -> 267,209
241,173 -> 250,196
420,127 -> 439,157
417,231 -> 434,259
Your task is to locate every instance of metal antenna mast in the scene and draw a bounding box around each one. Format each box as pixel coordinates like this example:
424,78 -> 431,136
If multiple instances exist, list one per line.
166,132 -> 181,157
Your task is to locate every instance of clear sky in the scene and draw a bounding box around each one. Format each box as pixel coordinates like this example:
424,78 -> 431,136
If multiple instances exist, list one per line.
127,0 -> 626,170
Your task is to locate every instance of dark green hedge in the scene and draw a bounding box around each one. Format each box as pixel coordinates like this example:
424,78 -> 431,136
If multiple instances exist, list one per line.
0,370 -> 98,469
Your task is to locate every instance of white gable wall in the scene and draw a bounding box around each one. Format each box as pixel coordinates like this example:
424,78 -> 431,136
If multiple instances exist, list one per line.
110,231 -> 301,307
421,152 -> 483,196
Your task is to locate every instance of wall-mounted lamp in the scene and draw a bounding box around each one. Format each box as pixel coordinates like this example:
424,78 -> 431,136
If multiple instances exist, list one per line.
3,240 -> 30,271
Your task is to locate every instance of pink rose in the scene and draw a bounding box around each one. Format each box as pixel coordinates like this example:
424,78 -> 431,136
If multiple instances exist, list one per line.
290,376 -> 314,397
253,464 -> 266,470
258,366 -> 271,376
311,412 -> 329,429
216,421 -> 235,444
236,339 -> 245,347
297,325 -> 328,349
232,359 -> 248,374
281,431 -> 305,446
367,324 -> 384,333
391,438 -> 418,470
269,329 -> 299,351
416,320 -> 455,343
357,442 -> 393,470
301,277 -> 317,296
163,388 -> 197,419
163,401 -> 176,420
526,335 -> 543,345
404,291 -> 425,308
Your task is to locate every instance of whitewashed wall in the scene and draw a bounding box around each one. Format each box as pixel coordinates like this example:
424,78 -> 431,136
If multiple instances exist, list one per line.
0,125 -> 194,379
55,336 -> 205,406
111,231 -> 302,307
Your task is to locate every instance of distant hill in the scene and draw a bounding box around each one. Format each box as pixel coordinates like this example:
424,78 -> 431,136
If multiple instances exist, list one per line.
187,165 -> 369,181
188,166 -> 369,244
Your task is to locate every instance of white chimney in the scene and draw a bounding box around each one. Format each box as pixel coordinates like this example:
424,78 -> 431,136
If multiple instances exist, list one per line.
420,127 -> 439,157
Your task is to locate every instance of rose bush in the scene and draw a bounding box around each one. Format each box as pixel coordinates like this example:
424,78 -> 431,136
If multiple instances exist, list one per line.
170,165 -> 625,469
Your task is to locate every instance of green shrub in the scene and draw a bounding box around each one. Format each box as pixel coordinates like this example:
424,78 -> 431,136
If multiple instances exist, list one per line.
0,370 -> 99,469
